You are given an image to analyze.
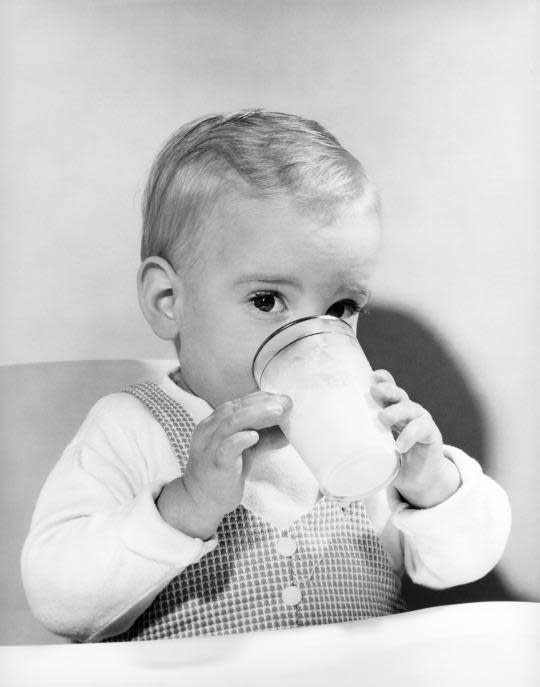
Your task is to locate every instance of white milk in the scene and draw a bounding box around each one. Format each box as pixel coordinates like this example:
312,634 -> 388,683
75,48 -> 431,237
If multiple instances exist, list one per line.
253,317 -> 400,501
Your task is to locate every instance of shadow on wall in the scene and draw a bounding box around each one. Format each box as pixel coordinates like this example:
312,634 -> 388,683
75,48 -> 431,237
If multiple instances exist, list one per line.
357,305 -> 518,608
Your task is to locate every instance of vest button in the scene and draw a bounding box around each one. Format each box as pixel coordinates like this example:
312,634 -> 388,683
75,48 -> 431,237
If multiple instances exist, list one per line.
282,585 -> 302,606
276,536 -> 297,557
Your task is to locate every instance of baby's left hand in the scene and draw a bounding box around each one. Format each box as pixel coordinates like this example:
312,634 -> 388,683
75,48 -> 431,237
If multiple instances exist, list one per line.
371,369 -> 462,508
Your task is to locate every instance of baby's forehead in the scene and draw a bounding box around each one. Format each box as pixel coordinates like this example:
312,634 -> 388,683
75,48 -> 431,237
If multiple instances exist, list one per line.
192,191 -> 380,283
201,186 -> 376,234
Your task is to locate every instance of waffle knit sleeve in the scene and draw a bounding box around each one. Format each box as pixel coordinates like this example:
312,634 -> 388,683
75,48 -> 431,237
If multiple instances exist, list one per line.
390,446 -> 511,589
20,394 -> 216,643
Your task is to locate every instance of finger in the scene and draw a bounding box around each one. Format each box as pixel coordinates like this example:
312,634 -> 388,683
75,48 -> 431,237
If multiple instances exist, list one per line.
213,395 -> 292,440
378,399 -> 427,428
371,381 -> 409,406
214,430 -> 260,468
219,391 -> 291,417
200,391 -> 291,433
372,369 -> 396,384
394,414 -> 441,454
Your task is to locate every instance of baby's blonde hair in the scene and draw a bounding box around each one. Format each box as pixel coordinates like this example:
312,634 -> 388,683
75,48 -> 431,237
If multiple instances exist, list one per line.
141,110 -> 379,268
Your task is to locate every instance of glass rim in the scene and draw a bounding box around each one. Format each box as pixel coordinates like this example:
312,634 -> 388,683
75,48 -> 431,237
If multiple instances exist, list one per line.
251,315 -> 355,385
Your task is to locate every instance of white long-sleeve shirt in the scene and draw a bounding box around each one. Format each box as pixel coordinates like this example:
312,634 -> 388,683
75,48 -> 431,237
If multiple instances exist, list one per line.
21,374 -> 511,643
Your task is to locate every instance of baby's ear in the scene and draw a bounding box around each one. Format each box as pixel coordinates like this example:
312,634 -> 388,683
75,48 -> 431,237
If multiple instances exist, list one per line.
137,257 -> 182,340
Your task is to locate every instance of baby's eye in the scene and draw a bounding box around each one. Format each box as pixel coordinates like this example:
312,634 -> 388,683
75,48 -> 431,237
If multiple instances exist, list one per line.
326,299 -> 366,319
249,292 -> 286,313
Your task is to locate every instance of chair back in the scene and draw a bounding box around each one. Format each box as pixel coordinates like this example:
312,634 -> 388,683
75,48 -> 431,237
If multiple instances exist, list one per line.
0,359 -> 175,645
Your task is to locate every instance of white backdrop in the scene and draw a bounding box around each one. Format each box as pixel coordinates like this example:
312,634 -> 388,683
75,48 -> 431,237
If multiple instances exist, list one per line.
1,0 -> 539,601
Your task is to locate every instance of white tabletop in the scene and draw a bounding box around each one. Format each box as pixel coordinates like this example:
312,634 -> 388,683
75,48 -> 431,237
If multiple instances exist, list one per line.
1,602 -> 539,687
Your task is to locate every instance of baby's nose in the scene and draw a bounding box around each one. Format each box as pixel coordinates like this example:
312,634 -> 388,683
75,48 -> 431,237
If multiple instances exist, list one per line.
290,311 -> 323,326
298,301 -> 328,319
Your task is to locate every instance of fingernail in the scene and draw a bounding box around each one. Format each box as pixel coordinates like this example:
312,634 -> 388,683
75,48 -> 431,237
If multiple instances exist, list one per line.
269,404 -> 284,415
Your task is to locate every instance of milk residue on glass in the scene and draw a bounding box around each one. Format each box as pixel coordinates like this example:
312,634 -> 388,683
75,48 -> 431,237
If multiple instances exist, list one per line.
253,316 -> 401,502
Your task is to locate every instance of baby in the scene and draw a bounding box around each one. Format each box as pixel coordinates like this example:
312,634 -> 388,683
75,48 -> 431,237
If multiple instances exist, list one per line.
22,110 -> 511,642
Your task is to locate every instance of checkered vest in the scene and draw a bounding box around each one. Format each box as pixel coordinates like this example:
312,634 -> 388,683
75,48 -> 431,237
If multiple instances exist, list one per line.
110,382 -> 406,641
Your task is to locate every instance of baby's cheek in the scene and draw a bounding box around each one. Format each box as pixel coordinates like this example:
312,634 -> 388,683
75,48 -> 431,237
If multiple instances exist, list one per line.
221,366 -> 258,402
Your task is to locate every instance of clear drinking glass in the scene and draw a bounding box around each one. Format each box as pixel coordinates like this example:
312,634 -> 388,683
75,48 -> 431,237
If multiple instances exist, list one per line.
252,315 -> 401,502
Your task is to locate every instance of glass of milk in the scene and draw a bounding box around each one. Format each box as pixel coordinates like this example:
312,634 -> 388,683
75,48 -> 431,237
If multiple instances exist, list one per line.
252,315 -> 401,502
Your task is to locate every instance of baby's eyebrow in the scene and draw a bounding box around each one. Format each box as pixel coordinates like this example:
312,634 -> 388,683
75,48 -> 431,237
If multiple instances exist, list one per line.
234,274 -> 302,287
341,281 -> 370,297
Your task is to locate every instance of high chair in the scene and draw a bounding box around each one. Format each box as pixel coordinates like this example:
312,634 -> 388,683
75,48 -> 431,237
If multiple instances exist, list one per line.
0,359 -> 175,645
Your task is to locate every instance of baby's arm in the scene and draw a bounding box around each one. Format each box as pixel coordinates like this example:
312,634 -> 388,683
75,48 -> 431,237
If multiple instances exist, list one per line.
371,370 -> 511,588
21,391 -> 289,642
390,445 -> 511,588
21,394 -> 204,642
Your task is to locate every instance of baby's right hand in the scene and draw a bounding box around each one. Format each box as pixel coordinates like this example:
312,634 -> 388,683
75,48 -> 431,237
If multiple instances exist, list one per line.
157,391 -> 291,539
